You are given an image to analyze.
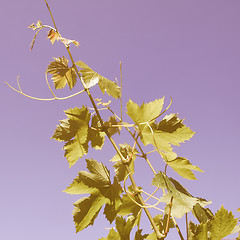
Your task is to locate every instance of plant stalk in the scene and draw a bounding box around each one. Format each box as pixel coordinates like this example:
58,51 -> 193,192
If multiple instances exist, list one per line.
44,1 -> 163,238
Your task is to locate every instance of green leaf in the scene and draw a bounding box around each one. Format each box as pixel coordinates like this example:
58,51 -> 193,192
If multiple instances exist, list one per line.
157,113 -> 184,133
75,61 -> 121,99
47,56 -> 77,90
66,159 -> 122,224
126,98 -> 164,125
210,206 -> 238,240
99,228 -> 121,240
63,139 -> 88,167
188,221 -> 209,240
161,152 -> 203,180
52,106 -> 93,167
73,193 -> 110,233
141,120 -> 195,152
63,174 -> 99,195
51,118 -> 75,142
77,159 -> 111,192
70,160 -> 123,232
118,193 -> 141,217
64,106 -> 90,122
88,115 -> 105,149
115,216 -> 134,240
103,177 -> 123,223
146,232 -> 165,240
134,229 -> 149,240
192,203 -> 214,224
152,172 -> 210,218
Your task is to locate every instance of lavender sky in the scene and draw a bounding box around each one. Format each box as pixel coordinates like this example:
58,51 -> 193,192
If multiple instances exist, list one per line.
1,1 -> 240,239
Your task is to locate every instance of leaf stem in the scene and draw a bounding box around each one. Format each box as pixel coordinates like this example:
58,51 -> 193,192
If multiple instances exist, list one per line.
186,213 -> 189,240
172,217 -> 185,240
164,196 -> 173,237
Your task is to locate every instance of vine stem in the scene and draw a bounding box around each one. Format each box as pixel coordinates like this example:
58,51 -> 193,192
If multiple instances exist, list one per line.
5,76 -> 85,101
43,1 -> 163,238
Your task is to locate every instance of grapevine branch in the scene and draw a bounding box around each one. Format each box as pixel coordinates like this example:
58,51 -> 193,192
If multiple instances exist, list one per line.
43,1 -> 163,238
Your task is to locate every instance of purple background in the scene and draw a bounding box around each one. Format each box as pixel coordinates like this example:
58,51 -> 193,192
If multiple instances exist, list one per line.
1,0 -> 239,239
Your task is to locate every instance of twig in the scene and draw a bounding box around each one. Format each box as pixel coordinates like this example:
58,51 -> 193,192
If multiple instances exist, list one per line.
186,213 -> 189,240
172,216 -> 185,240
5,76 -> 85,101
44,0 -> 58,32
164,196 -> 173,237
120,61 -> 123,121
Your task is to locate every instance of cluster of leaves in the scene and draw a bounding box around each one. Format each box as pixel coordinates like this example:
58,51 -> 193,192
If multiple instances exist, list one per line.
48,58 -> 240,238
25,13 -> 240,240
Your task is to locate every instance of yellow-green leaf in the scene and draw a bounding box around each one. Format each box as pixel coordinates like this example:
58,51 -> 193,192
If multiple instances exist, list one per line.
210,206 -> 238,240
161,152 -> 203,180
73,193 -> 110,233
126,98 -> 164,125
47,56 -> 77,90
75,61 -> 121,99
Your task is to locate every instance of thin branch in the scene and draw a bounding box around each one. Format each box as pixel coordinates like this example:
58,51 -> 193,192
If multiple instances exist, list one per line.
5,77 -> 85,101
123,174 -> 164,212
164,196 -> 173,237
164,164 -> 168,175
120,61 -> 123,121
44,0 -> 58,32
126,127 -> 157,175
144,187 -> 160,203
186,213 -> 189,240
142,189 -> 161,202
172,217 -> 185,240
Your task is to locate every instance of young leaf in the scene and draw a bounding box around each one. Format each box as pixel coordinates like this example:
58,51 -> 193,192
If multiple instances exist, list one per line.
111,143 -> 137,181
210,206 -> 238,240
47,29 -> 60,44
58,37 -> 80,47
161,152 -> 203,180
75,61 -> 121,98
152,172 -> 210,218
73,193 -> 110,233
103,116 -> 121,137
47,56 -> 77,90
115,216 -> 134,240
126,98 -> 164,125
99,228 -> 121,240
